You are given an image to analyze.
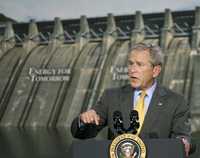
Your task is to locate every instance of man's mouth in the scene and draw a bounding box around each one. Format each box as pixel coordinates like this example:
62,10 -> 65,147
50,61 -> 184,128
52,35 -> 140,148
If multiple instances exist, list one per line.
130,76 -> 138,79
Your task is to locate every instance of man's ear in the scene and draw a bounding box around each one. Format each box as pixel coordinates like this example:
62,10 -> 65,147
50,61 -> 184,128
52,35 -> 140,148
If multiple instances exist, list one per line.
153,65 -> 161,78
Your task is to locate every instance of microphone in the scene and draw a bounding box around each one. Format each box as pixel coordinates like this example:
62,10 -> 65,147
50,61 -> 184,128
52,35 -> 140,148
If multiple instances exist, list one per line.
113,111 -> 124,134
129,110 -> 140,134
130,110 -> 138,119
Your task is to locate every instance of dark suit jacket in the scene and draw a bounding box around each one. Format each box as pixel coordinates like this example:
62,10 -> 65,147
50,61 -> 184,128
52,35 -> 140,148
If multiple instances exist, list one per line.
71,84 -> 191,141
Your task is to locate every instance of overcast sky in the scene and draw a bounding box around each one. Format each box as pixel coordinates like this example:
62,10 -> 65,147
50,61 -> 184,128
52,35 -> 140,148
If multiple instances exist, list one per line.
0,0 -> 199,22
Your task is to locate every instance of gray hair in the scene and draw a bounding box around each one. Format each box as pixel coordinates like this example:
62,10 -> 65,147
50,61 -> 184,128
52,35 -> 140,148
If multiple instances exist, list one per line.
129,43 -> 164,66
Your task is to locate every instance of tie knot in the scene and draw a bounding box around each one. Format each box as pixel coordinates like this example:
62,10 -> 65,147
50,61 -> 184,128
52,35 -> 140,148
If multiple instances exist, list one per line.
140,90 -> 146,98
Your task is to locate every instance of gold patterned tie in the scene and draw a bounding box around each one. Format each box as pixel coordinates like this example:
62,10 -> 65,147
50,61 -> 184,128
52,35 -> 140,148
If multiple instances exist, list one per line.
135,90 -> 146,135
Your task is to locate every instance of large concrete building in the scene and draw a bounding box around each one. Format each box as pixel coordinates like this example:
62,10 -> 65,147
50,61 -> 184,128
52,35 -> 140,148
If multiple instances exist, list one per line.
0,7 -> 200,157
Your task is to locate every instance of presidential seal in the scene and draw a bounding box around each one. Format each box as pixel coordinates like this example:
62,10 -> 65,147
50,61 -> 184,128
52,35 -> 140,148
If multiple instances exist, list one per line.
110,134 -> 146,158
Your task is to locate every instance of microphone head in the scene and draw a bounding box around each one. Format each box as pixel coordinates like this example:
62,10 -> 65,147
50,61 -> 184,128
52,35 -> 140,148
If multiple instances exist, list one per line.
130,110 -> 139,120
113,111 -> 124,134
113,110 -> 122,116
113,111 -> 122,120
129,110 -> 140,133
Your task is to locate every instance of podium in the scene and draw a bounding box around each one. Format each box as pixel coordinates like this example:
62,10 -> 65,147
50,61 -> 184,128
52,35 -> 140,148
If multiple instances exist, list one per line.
69,139 -> 186,158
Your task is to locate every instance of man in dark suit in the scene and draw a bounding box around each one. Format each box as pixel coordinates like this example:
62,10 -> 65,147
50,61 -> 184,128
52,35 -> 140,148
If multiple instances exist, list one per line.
71,43 -> 191,156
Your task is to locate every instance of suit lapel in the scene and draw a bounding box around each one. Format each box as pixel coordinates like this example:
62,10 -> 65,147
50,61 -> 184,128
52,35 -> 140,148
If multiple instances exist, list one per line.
140,84 -> 167,136
119,85 -> 133,129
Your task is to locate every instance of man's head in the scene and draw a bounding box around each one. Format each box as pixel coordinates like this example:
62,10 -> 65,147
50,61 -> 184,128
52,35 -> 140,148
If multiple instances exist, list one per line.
128,43 -> 164,90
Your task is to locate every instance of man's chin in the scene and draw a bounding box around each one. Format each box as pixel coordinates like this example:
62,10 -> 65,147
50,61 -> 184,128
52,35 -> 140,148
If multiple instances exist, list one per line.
130,82 -> 140,89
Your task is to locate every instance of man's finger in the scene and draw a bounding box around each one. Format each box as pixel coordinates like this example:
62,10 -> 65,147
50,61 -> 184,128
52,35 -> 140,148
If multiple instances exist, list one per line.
84,114 -> 89,123
89,115 -> 94,123
94,115 -> 100,125
80,110 -> 101,125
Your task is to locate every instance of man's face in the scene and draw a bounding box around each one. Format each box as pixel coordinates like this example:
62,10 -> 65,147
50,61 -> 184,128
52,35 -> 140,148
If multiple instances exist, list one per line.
128,50 -> 161,90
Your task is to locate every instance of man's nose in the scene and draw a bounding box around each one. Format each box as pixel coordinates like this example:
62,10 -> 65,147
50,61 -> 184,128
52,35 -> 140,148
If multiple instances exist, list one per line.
128,65 -> 138,72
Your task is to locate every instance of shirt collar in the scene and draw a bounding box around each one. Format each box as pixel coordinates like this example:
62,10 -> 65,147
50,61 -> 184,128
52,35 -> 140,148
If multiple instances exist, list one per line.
134,80 -> 157,97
